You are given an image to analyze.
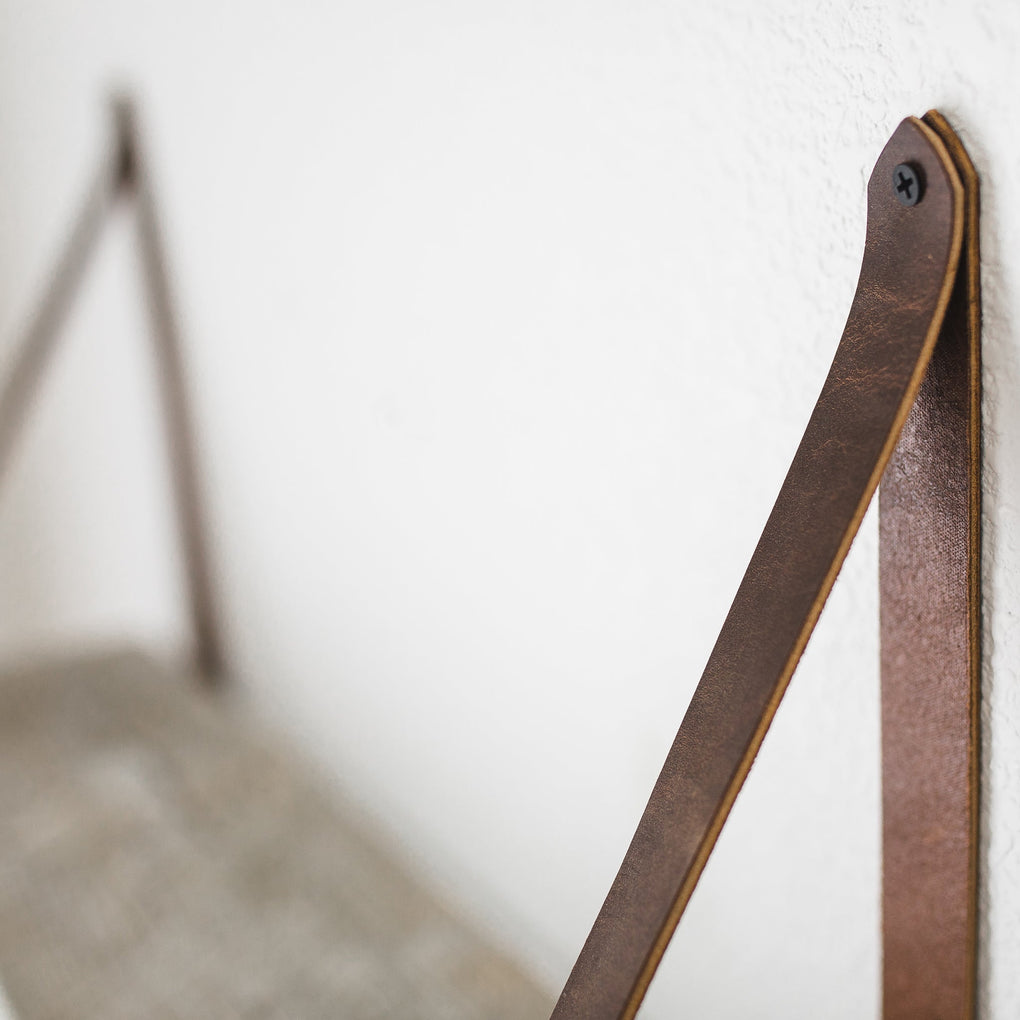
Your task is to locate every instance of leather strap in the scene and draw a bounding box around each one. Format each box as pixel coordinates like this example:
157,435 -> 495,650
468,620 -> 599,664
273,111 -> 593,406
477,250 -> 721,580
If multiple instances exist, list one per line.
0,97 -> 225,683
880,111 -> 981,1019
553,114 -> 978,1018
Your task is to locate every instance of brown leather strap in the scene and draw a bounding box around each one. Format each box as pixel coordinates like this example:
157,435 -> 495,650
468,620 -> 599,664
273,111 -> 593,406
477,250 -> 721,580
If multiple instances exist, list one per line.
880,111 -> 981,1019
553,115 -> 974,1019
114,97 -> 226,682
0,97 -> 225,683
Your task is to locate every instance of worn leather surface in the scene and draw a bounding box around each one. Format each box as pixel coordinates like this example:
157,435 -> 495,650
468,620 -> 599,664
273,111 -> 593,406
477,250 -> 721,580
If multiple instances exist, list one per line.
879,111 -> 981,1020
552,118 -> 965,1019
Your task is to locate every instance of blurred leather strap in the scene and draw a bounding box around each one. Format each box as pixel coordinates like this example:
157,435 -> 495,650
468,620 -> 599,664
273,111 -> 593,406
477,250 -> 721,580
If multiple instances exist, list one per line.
0,97 -> 225,684
553,113 -> 979,1019
880,110 -> 981,1020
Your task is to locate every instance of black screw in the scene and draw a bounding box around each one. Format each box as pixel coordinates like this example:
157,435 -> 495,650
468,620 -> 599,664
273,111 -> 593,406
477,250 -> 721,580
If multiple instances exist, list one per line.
893,163 -> 923,207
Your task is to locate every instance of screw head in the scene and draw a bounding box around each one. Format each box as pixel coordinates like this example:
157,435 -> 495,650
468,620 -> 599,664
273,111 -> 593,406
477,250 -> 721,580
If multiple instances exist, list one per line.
893,163 -> 923,207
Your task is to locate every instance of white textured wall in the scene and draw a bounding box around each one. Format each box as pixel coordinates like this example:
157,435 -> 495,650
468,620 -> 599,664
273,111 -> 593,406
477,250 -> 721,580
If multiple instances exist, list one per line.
2,2 -> 1020,1016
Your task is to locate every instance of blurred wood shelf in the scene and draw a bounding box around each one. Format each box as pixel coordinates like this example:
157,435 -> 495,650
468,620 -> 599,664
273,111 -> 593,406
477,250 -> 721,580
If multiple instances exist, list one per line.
0,649 -> 552,1020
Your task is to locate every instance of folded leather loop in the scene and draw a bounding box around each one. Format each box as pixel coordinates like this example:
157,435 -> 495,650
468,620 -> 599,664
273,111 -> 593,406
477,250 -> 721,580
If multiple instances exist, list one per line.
553,113 -> 978,1019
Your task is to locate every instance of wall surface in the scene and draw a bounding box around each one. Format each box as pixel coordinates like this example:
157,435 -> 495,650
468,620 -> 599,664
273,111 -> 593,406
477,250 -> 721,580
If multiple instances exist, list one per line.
2,2 -> 1020,1016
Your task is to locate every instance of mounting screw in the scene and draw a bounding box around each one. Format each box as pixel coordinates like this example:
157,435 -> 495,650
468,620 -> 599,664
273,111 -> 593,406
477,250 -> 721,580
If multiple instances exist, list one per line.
893,163 -> 923,207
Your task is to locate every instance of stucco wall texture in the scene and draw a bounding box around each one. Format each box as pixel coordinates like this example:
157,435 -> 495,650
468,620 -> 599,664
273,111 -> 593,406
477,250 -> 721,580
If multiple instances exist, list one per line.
1,2 -> 1019,1016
